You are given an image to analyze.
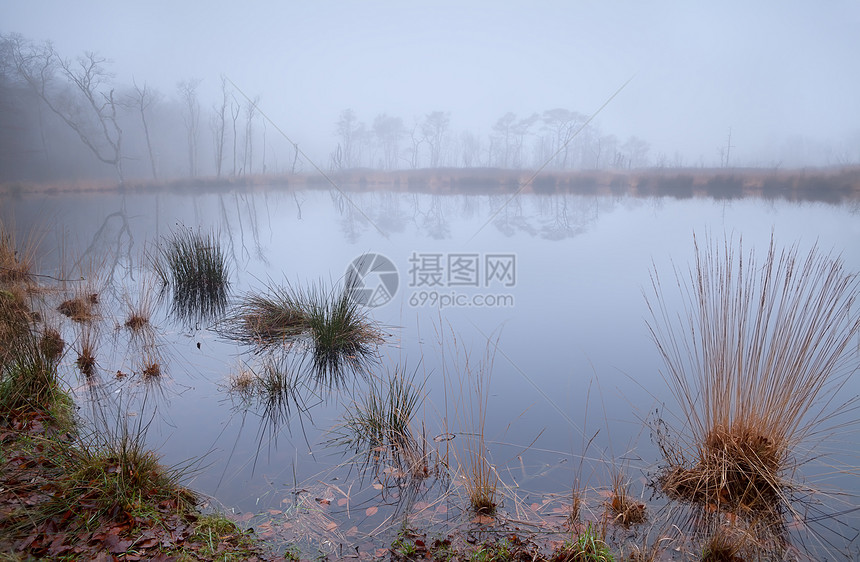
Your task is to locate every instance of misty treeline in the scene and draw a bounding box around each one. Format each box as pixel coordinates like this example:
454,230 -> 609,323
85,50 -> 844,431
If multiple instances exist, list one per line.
3,33 -> 854,187
330,108 -> 652,172
0,32 -> 660,186
0,32 -> 279,184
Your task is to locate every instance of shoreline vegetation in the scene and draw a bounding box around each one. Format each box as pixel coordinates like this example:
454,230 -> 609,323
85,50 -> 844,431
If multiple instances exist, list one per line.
2,165 -> 860,203
0,223 -> 280,561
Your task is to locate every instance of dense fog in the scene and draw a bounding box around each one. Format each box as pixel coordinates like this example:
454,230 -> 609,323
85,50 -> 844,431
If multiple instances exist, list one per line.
2,2 -> 859,184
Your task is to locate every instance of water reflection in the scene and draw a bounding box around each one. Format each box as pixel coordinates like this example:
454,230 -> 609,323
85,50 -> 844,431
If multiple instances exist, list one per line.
3,186 -> 859,559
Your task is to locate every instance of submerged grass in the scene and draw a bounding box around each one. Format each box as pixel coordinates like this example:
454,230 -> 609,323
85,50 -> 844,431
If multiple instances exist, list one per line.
334,363 -> 427,474
153,226 -> 230,324
645,233 -> 860,552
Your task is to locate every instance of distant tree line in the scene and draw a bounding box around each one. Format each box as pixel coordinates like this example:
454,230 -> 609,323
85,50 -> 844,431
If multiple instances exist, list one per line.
329,107 -> 652,172
2,32 -> 856,185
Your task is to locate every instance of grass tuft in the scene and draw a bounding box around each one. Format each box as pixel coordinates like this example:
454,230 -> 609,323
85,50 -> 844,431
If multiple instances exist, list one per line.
23,412 -> 197,534
57,294 -> 97,323
607,472 -> 646,526
220,277 -> 383,383
550,522 -> 614,562
74,323 -> 99,379
700,524 -> 749,562
153,226 -> 230,324
646,233 -> 860,540
334,364 -> 427,474
0,219 -> 39,285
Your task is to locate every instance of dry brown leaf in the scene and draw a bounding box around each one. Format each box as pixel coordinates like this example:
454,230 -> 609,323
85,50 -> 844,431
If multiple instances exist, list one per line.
365,506 -> 378,516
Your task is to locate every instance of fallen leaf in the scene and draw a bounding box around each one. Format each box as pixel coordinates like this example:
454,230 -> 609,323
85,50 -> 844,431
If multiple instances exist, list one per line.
137,536 -> 159,549
105,531 -> 132,554
325,521 -> 338,531
267,509 -> 282,515
372,483 -> 383,490
365,506 -> 378,516
435,504 -> 448,514
237,512 -> 254,522
316,497 -> 331,505
346,525 -> 358,537
472,515 -> 494,526
337,498 -> 348,507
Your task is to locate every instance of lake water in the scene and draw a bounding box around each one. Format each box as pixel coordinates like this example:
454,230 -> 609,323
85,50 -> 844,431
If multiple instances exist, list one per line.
4,186 -> 859,559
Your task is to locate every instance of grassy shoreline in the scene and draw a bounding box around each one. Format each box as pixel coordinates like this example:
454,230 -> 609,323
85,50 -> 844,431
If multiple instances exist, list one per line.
2,165 -> 859,203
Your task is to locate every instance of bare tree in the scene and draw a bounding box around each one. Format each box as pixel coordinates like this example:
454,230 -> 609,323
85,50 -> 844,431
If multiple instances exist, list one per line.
541,108 -> 584,169
511,113 -> 538,168
10,37 -> 125,182
336,108 -> 362,168
211,76 -> 229,178
129,80 -> 160,180
242,95 -> 259,175
621,136 -> 650,168
373,113 -> 404,170
492,112 -> 517,167
406,118 -> 424,169
177,78 -> 201,177
460,131 -> 482,167
230,97 -> 240,175
422,111 -> 450,168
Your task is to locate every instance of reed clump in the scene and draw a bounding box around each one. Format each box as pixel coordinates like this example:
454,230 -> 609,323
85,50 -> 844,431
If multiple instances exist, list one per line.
303,278 -> 383,380
57,292 -> 98,323
646,234 -> 860,523
334,364 -> 426,473
0,220 -> 38,285
219,278 -> 383,381
220,283 -> 308,348
153,227 -> 230,323
607,473 -> 646,526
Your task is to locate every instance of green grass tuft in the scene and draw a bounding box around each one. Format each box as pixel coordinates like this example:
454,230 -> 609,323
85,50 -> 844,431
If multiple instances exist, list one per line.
153,226 -> 230,324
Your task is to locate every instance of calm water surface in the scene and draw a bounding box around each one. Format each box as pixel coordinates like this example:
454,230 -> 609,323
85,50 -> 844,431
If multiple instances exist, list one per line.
4,187 -> 859,558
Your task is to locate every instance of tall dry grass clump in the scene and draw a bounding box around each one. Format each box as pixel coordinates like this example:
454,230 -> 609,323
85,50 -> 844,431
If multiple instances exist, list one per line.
646,233 -> 860,521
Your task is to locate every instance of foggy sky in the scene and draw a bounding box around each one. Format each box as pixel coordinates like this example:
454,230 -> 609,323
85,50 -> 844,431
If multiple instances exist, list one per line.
3,0 -> 859,167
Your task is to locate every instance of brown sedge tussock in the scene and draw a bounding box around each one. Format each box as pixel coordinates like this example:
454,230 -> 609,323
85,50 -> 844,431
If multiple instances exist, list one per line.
646,232 -> 860,557
607,472 -> 646,526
